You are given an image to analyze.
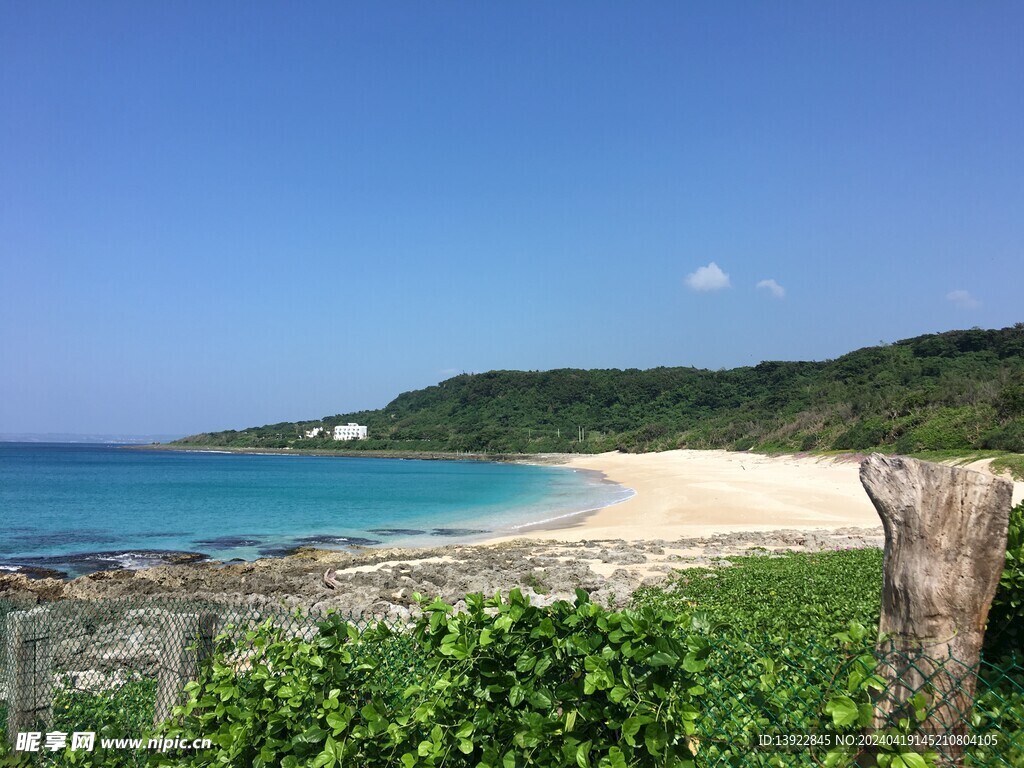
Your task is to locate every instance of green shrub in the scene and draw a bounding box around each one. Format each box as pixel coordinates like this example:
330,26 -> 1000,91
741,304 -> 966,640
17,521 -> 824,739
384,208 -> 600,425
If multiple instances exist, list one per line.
157,591 -> 707,768
0,680 -> 157,767
971,657 -> 1024,766
52,679 -> 157,740
982,420 -> 1024,453
633,549 -> 884,642
833,418 -> 889,451
633,545 -> 1024,765
800,432 -> 821,451
986,502 -> 1024,660
898,406 -> 992,452
996,375 -> 1024,420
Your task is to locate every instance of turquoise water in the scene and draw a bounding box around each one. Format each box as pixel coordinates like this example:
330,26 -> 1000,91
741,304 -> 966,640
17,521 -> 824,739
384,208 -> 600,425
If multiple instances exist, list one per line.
0,443 -> 630,577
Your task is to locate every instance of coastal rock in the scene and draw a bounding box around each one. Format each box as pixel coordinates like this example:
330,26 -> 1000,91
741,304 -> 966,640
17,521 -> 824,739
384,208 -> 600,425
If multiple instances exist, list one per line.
0,573 -> 65,602
0,527 -> 885,618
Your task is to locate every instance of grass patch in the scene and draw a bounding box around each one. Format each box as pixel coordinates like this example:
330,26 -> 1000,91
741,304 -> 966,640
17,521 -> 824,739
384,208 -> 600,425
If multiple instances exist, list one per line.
632,548 -> 884,642
802,447 -> 1024,480
991,453 -> 1024,481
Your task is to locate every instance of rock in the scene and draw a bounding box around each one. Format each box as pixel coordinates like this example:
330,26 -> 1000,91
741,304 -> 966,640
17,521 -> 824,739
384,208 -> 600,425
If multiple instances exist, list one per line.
0,527 -> 886,619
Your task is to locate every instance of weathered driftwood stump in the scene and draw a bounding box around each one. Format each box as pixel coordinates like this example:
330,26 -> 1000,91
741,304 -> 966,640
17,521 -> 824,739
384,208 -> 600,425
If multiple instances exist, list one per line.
859,454 -> 1013,766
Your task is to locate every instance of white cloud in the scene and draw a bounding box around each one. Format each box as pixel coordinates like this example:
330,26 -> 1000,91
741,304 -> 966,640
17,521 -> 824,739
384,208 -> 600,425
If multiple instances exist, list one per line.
685,262 -> 731,292
756,278 -> 786,299
946,290 -> 981,309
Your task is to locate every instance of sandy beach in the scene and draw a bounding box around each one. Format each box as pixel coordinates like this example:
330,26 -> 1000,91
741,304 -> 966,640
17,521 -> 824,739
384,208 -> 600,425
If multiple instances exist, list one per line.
497,450 -> 1024,543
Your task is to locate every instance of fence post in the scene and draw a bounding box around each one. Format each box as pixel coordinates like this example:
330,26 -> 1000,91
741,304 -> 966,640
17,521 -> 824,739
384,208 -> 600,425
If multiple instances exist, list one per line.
859,454 -> 1013,766
154,612 -> 198,726
196,611 -> 220,668
5,607 -> 54,742
153,611 -> 221,726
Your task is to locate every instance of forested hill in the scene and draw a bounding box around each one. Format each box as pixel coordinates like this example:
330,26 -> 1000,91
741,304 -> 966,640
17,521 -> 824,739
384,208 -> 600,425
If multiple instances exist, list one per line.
175,325 -> 1024,455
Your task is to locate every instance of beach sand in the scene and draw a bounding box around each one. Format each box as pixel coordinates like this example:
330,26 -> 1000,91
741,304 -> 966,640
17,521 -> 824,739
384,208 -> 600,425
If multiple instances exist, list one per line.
494,450 -> 1024,543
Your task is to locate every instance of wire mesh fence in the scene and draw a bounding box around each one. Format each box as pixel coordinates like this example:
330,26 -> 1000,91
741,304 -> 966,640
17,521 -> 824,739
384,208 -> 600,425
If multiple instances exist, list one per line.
0,597 -> 1021,767
0,597 -> 422,767
691,635 -> 1024,766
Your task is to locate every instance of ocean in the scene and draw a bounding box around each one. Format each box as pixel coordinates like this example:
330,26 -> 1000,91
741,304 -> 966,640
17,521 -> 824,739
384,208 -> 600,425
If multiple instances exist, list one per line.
0,443 -> 631,578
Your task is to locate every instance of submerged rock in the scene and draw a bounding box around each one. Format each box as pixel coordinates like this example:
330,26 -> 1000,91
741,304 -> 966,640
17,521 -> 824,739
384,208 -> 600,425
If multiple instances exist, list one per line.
366,529 -> 428,536
194,536 -> 266,548
294,535 -> 383,547
430,528 -> 489,537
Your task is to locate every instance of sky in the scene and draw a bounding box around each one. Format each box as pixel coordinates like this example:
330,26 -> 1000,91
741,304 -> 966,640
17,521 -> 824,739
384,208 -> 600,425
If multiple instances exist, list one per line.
1,2 -> 1022,436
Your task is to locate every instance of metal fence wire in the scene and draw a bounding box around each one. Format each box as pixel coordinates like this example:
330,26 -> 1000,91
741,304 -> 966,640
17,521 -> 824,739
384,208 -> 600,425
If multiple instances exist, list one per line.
0,597 -> 1021,767
693,636 -> 1024,767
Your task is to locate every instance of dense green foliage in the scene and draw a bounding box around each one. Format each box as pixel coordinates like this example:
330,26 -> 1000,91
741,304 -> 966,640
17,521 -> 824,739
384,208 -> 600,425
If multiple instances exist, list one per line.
156,591 -> 707,768
175,325 -> 1024,458
51,680 -> 156,767
0,681 -> 157,768
150,549 -> 1019,768
632,548 -> 885,641
5,544 -> 1023,766
633,543 -> 1024,766
986,502 -> 1024,661
632,551 -> 889,765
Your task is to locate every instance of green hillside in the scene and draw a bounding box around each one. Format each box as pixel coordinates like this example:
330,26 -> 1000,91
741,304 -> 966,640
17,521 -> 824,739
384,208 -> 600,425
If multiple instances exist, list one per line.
175,324 -> 1024,457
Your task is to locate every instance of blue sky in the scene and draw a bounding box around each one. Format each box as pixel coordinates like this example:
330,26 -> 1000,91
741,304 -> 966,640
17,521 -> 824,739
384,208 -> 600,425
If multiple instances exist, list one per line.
1,2 -> 1022,435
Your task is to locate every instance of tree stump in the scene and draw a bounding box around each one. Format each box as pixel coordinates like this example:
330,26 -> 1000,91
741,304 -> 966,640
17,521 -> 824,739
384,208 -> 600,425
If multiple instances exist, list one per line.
859,454 -> 1013,766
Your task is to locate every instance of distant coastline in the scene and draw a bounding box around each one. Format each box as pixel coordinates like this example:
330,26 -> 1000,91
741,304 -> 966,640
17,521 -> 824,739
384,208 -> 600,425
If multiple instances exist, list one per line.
1,433 -> 185,445
130,442 -> 571,464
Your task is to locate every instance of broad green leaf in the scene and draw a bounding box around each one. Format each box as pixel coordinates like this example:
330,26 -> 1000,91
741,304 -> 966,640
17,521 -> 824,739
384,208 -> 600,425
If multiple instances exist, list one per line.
606,746 -> 627,768
648,651 -> 679,668
644,723 -> 668,756
622,715 -> 652,742
509,685 -> 525,707
576,740 -> 593,768
825,695 -> 859,727
528,689 -> 553,709
609,685 -> 630,703
565,708 -> 578,732
896,754 -> 928,768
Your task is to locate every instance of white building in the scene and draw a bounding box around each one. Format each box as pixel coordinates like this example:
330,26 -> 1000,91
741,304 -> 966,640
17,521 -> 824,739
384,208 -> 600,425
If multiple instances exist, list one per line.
304,426 -> 324,438
333,423 -> 368,441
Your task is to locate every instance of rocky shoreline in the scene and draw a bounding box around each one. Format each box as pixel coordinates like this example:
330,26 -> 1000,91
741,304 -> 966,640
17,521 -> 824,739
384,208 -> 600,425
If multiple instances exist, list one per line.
0,527 -> 883,619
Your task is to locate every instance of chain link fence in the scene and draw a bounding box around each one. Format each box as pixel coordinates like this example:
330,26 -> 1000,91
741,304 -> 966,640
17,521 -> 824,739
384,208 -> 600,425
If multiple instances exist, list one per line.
1,597 -> 1021,766
0,597 -> 422,767
693,635 -> 1024,766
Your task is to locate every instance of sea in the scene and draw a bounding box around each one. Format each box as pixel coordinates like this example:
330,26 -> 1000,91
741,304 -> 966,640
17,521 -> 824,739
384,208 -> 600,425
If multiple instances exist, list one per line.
0,443 -> 632,578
